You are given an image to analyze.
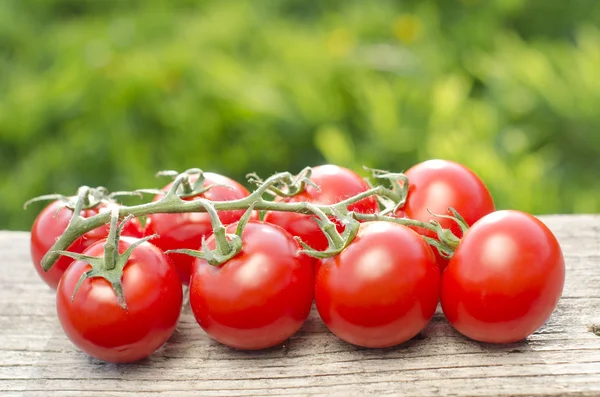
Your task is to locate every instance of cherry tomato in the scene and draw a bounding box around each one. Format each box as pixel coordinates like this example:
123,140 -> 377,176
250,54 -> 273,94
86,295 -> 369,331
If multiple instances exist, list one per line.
315,222 -> 440,348
146,172 -> 252,285
56,237 -> 183,363
189,221 -> 314,350
30,200 -> 143,289
441,210 -> 565,343
264,165 -> 378,251
401,159 -> 495,270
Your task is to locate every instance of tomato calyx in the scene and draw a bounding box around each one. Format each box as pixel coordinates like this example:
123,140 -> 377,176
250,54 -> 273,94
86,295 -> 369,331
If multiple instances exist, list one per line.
427,207 -> 469,236
24,186 -> 109,212
247,166 -> 319,198
424,207 -> 470,258
364,166 -> 409,214
154,168 -> 236,200
24,185 -> 146,212
294,205 -> 360,259
54,209 -> 157,309
166,202 -> 256,266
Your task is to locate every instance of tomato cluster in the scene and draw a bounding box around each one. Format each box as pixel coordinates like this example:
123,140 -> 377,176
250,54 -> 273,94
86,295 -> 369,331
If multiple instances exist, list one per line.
29,160 -> 565,363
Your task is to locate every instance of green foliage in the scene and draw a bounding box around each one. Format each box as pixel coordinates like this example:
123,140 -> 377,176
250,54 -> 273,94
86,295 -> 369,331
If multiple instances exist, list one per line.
1,0 -> 599,230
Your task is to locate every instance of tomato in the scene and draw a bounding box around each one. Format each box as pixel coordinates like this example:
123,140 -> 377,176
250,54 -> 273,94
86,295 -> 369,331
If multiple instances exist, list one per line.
189,221 -> 314,350
315,222 -> 440,348
146,172 -> 252,285
56,236 -> 183,363
401,159 -> 495,270
264,165 -> 378,251
30,200 -> 143,289
441,210 -> 565,343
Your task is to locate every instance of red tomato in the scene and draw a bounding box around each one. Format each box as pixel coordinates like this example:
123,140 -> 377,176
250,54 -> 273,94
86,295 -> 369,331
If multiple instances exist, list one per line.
56,237 -> 183,363
441,210 -> 565,343
401,159 -> 495,270
189,221 -> 314,350
30,200 -> 143,289
264,165 -> 378,251
315,222 -> 440,348
146,172 -> 252,285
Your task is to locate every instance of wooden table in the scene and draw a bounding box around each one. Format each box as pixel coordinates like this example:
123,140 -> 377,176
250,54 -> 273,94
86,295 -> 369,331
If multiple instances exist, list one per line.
1,215 -> 599,397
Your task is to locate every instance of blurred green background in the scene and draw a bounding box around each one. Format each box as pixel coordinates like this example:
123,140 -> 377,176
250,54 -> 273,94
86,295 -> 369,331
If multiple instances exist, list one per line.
1,0 -> 599,231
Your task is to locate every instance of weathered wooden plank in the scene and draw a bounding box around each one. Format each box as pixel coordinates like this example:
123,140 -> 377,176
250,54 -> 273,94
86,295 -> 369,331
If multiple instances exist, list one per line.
0,215 -> 599,396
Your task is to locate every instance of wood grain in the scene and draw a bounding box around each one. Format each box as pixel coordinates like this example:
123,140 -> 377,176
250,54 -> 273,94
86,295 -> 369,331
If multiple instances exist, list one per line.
1,215 -> 599,396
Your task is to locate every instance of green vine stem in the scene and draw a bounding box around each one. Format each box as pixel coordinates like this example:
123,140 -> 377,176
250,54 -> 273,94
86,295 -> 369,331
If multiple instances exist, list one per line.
36,168 -> 464,271
53,208 -> 158,308
166,203 -> 256,266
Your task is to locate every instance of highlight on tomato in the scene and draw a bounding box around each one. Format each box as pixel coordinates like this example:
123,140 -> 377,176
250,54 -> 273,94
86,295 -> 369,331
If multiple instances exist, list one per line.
30,200 -> 143,289
315,221 -> 440,348
145,172 -> 252,285
400,159 -> 495,270
441,210 -> 565,343
189,221 -> 314,350
264,164 -> 379,251
56,236 -> 183,363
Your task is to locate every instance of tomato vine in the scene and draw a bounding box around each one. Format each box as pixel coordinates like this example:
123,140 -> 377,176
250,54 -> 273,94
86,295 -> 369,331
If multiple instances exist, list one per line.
31,167 -> 464,274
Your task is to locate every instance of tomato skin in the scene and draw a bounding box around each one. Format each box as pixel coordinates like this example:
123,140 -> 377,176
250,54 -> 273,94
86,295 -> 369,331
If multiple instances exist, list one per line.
401,159 -> 495,271
264,165 -> 378,251
441,210 -> 565,343
315,222 -> 440,348
30,200 -> 143,289
145,172 -> 252,285
56,237 -> 183,363
189,221 -> 314,350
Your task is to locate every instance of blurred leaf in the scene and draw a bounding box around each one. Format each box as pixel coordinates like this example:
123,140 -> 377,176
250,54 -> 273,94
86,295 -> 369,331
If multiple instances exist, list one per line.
1,0 -> 599,230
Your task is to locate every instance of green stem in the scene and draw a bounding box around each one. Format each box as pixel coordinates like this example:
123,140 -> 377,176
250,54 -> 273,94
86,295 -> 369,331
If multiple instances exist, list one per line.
193,198 -> 232,256
303,202 -> 345,249
168,173 -> 194,196
334,185 -> 396,211
40,171 -> 451,271
71,186 -> 91,216
103,208 -> 120,271
353,213 -> 437,232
